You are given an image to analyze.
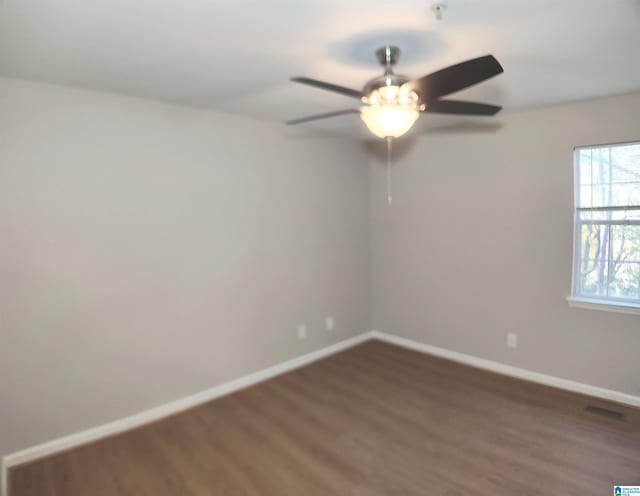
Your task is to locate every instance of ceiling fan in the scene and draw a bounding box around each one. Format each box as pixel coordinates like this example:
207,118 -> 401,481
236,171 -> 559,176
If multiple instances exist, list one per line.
287,46 -> 504,139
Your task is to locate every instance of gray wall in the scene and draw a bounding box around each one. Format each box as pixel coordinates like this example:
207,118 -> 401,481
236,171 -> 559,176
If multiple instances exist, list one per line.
370,92 -> 640,397
0,77 -> 371,457
2,75 -> 639,460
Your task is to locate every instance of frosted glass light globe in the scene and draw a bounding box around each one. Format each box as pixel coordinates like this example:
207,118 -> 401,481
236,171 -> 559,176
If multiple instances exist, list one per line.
360,86 -> 420,138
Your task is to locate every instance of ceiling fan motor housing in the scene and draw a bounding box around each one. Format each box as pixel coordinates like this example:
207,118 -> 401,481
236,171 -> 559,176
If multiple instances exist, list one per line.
362,73 -> 411,98
362,46 -> 411,98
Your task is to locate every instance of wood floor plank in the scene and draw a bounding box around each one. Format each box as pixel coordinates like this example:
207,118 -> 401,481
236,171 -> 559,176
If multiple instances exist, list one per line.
9,340 -> 640,495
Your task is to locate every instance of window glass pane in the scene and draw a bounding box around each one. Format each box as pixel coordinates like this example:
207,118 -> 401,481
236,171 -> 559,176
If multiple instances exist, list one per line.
590,147 -> 610,189
611,182 -> 640,207
590,180 -> 611,208
610,209 -> 640,222
579,149 -> 592,167
577,146 -> 640,207
580,259 -> 609,297
608,262 -> 640,299
578,224 -> 610,297
610,225 -> 640,263
611,144 -> 640,184
579,160 -> 591,186
608,226 -> 640,299
579,185 -> 592,208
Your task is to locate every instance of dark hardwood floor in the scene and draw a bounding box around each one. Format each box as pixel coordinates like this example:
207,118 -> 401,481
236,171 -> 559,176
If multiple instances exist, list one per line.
9,340 -> 640,495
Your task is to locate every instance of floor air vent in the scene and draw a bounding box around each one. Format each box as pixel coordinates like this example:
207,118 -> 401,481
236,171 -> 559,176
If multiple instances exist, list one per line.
584,404 -> 625,420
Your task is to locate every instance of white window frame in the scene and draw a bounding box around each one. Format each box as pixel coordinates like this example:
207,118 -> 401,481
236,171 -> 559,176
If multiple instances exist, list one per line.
567,140 -> 640,315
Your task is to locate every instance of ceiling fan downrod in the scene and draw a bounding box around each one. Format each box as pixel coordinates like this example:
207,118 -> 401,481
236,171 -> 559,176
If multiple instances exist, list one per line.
386,136 -> 393,206
376,45 -> 401,74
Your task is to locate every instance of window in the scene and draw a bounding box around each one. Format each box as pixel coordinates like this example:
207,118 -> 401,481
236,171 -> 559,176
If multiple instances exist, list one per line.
569,141 -> 640,314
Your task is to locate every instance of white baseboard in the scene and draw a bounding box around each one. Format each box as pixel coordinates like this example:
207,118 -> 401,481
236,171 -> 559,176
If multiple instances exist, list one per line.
0,331 -> 374,496
371,330 -> 640,408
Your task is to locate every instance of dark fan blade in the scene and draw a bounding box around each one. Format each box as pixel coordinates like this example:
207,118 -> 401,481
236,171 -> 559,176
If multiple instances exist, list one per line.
286,108 -> 361,125
404,55 -> 503,103
291,77 -> 363,100
424,99 -> 502,116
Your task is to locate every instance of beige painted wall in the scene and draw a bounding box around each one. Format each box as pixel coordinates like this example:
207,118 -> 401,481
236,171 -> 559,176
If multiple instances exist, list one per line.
0,77 -> 370,457
370,92 -> 640,397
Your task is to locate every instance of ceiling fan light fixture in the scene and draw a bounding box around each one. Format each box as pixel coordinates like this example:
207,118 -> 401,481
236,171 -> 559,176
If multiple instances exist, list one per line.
361,85 -> 420,138
360,105 -> 419,138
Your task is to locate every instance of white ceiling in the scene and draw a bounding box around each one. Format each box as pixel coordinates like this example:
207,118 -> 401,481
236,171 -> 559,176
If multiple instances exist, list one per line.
1,0 -> 640,137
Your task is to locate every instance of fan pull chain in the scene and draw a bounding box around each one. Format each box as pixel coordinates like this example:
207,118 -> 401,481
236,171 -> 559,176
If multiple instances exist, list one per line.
386,136 -> 393,205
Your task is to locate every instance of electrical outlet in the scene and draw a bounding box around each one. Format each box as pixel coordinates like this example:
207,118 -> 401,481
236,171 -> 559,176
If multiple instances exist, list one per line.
297,324 -> 307,340
507,333 -> 518,349
325,316 -> 335,331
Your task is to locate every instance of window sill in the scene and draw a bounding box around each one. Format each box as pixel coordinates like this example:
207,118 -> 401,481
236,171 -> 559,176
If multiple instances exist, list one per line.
566,296 -> 640,316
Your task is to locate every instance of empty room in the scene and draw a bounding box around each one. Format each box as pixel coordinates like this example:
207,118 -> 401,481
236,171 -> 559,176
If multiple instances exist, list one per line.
1,1 -> 639,495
